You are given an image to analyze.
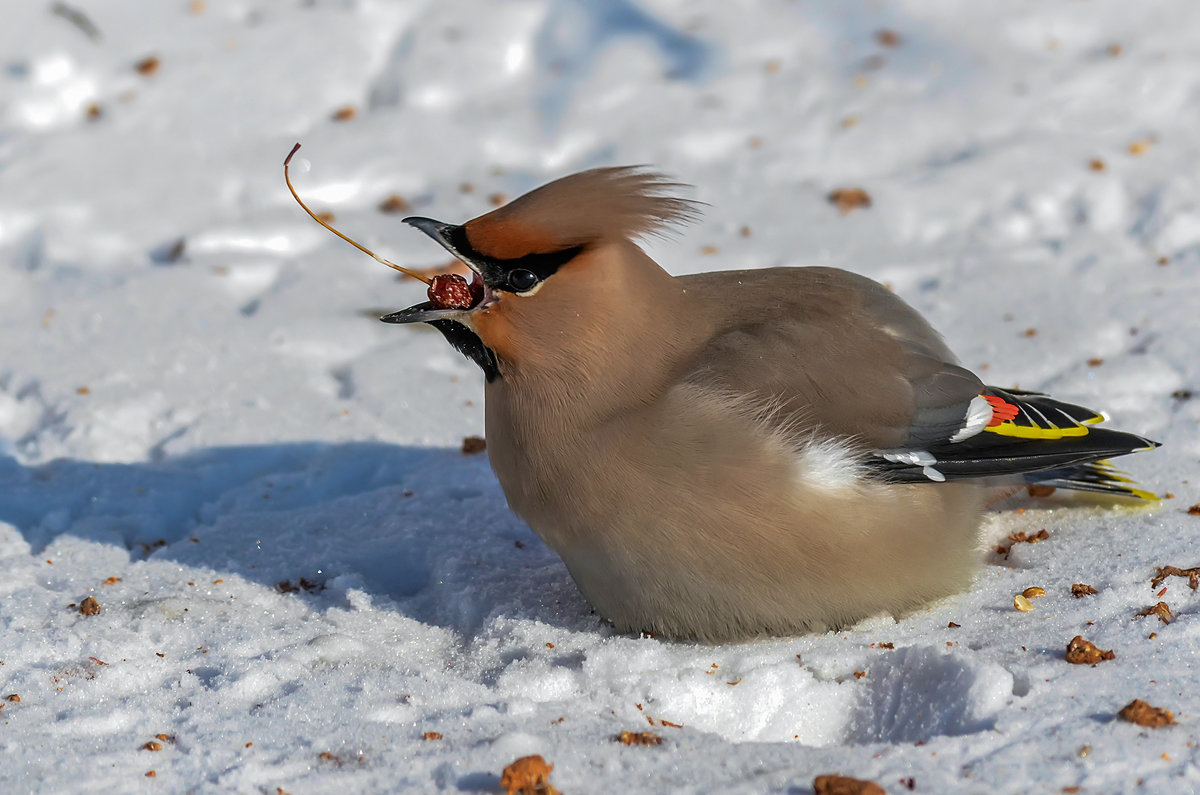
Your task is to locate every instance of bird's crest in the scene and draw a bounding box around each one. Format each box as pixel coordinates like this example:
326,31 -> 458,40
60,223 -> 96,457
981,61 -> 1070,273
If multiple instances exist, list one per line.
463,167 -> 701,260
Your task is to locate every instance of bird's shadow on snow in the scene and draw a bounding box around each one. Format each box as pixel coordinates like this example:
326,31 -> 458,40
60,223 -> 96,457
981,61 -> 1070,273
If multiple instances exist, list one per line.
0,442 -> 599,639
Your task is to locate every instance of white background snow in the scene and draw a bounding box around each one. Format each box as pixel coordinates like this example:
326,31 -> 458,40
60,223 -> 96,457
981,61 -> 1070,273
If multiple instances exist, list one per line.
2,1 -> 1199,792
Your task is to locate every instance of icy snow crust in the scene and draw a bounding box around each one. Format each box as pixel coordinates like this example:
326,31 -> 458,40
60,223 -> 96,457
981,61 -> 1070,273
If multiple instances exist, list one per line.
2,1 -> 1199,792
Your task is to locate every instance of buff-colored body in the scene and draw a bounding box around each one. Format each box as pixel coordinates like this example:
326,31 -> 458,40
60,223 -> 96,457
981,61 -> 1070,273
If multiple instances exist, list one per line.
480,242 -> 983,641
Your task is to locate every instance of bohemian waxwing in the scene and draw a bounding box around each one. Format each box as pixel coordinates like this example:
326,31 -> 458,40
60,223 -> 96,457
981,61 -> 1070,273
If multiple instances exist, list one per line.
381,167 -> 1160,642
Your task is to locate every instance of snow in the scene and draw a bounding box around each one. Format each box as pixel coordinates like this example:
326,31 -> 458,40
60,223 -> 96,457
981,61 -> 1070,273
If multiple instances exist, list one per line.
2,0 -> 1199,792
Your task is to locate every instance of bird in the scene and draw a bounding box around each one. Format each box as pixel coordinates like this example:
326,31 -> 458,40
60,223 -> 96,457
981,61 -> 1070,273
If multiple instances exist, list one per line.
380,166 -> 1160,642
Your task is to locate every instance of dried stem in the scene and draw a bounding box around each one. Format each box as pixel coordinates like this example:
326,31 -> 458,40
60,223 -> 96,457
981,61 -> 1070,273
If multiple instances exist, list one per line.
284,143 -> 431,285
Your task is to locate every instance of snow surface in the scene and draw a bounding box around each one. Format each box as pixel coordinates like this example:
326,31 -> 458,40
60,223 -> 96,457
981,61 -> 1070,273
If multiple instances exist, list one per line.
2,1 -> 1199,792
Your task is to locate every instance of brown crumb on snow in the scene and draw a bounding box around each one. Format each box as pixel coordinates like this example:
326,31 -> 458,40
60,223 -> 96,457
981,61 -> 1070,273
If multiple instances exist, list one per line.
875,29 -> 902,47
1151,565 -> 1200,590
79,597 -> 101,616
1071,583 -> 1098,598
617,730 -> 663,746
1135,601 -> 1174,625
1065,635 -> 1115,665
378,194 -> 411,214
331,105 -> 357,122
1128,138 -> 1155,156
274,577 -> 324,594
827,188 -> 872,215
996,529 -> 1050,558
813,774 -> 887,795
500,755 -> 558,795
135,55 -> 160,76
422,731 -> 443,741
461,435 -> 487,455
1187,505 -> 1200,517
1118,699 -> 1175,728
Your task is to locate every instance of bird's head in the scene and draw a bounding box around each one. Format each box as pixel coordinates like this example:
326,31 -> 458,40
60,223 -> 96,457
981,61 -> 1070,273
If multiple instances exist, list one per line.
382,167 -> 699,381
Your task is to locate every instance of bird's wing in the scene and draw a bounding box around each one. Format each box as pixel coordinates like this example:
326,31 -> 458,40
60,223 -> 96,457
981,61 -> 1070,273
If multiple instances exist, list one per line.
680,267 -> 1158,491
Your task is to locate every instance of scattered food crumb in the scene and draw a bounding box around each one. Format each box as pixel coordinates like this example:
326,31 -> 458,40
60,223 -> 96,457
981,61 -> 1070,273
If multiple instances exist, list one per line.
853,670 -> 866,680
378,194 -> 411,214
1157,255 -> 1170,265
1071,583 -> 1098,598
700,244 -> 719,255
828,188 -> 872,215
1065,635 -> 1115,665
135,55 -> 160,76
1022,586 -> 1046,599
1026,484 -> 1056,498
875,29 -> 902,47
1086,357 -> 1103,367
813,773 -> 887,795
461,435 -> 487,455
947,621 -> 960,628
1088,158 -> 1106,171
6,694 -> 20,703
331,106 -> 357,122
617,730 -> 663,746
1135,601 -> 1173,625
1128,138 -> 1154,156
1013,594 -> 1035,612
500,755 -> 558,795
145,770 -> 156,778
101,576 -> 121,586
142,741 -> 163,752
1107,43 -> 1123,57
79,597 -> 101,616
1022,327 -> 1038,338
739,225 -> 752,237
422,731 -> 442,741
1187,505 -> 1200,517
76,386 -> 90,395
488,193 -> 508,207
996,529 -> 1050,558
1118,699 -> 1175,728
274,578 -> 324,594
1151,565 -> 1200,590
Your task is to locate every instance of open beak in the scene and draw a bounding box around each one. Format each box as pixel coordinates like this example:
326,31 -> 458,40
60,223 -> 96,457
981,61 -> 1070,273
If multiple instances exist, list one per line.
379,216 -> 491,325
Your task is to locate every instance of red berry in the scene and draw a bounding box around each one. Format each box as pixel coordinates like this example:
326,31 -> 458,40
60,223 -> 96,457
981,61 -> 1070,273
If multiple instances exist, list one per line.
428,273 -> 475,309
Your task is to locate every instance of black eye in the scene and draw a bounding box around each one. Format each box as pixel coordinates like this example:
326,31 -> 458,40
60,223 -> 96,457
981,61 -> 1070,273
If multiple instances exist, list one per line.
508,268 -> 538,292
